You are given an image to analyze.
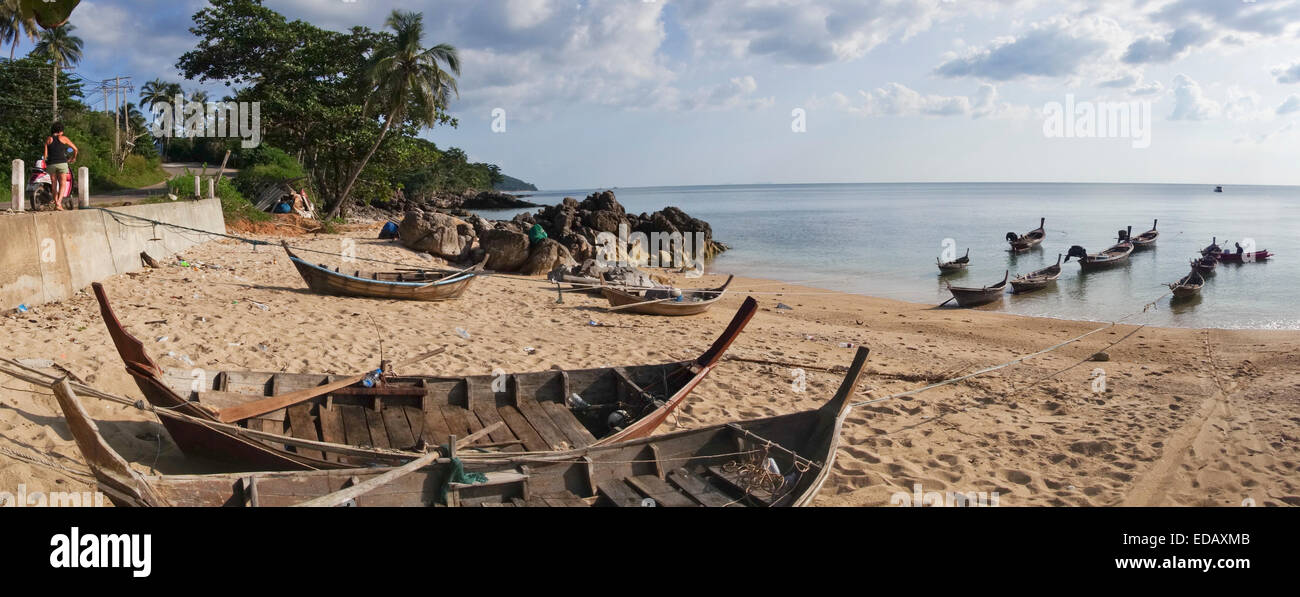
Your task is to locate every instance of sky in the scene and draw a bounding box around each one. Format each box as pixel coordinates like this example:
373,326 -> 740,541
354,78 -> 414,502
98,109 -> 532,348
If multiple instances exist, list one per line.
22,0 -> 1300,189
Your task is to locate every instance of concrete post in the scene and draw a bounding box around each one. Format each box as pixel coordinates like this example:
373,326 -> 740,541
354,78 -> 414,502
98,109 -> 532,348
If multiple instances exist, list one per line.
11,159 -> 23,212
78,167 -> 89,208
208,177 -> 215,199
194,175 -> 200,198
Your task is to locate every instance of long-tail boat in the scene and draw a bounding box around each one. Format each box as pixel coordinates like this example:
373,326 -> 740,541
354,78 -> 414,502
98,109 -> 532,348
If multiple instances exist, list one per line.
600,275 -> 734,316
92,282 -> 757,471
51,347 -> 870,507
1010,254 -> 1063,293
1065,227 -> 1134,271
1130,219 -> 1159,250
945,271 -> 1008,307
283,242 -> 483,301
1006,218 -> 1046,252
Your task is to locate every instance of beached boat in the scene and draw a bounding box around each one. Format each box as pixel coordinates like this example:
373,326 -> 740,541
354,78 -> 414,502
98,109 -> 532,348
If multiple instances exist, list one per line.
52,347 -> 870,507
1169,267 -> 1206,298
1065,228 -> 1134,271
946,271 -> 1008,307
1010,255 -> 1062,294
1006,218 -> 1046,253
1131,219 -> 1159,250
937,248 -> 970,273
547,262 -> 661,296
600,275 -> 734,316
92,282 -> 758,471
1194,254 -> 1217,274
282,241 -> 483,301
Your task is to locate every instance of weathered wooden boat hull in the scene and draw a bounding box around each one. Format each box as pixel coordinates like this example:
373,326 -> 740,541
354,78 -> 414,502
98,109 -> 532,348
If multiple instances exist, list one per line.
93,282 -> 758,471
1010,255 -> 1062,294
947,271 -> 1008,307
1216,250 -> 1272,263
601,275 -> 734,316
1007,218 -> 1046,252
284,243 -> 480,301
53,348 -> 871,507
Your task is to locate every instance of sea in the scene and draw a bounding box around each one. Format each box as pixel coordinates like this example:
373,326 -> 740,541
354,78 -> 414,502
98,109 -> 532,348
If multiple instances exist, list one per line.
474,182 -> 1299,330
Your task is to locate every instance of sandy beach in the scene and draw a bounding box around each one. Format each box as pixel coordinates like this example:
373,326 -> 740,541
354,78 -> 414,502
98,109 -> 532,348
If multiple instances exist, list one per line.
2,223 -> 1298,507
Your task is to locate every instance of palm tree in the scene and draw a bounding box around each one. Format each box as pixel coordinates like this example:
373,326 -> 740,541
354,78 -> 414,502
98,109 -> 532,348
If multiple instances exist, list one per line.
32,23 -> 82,119
325,10 -> 459,220
0,0 -> 39,60
140,79 -> 182,158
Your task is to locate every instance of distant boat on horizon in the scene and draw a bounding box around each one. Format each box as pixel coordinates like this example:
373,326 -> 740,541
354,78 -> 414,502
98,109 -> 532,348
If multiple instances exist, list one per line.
1214,185 -> 1223,193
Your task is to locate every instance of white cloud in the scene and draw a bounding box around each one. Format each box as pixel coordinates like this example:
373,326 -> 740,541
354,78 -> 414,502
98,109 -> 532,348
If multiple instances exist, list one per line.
1273,61 -> 1300,84
933,18 -> 1112,80
811,82 -> 1028,119
1278,95 -> 1300,115
1168,74 -> 1220,121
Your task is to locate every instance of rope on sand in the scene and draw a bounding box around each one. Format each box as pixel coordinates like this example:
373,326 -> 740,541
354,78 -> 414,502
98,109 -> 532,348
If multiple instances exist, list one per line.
848,288 -> 1172,408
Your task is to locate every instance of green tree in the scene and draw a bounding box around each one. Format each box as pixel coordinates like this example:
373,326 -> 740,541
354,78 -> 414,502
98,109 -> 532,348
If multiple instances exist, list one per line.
0,0 -> 39,60
31,22 -> 81,119
325,10 -> 458,220
139,79 -> 182,157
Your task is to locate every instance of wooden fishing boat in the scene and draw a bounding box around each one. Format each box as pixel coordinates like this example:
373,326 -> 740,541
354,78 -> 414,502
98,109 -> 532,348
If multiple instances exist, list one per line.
1193,254 -> 1217,274
1169,267 -> 1205,298
283,242 -> 483,301
1217,249 -> 1273,263
1010,254 -> 1062,294
600,275 -> 734,316
52,347 -> 870,507
92,282 -> 758,471
937,248 -> 970,272
946,271 -> 1008,307
1201,237 -> 1222,257
1006,217 -> 1046,252
1131,219 -> 1159,250
1065,228 -> 1134,271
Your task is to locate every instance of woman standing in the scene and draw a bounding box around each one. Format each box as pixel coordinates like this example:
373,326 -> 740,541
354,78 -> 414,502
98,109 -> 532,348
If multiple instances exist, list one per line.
43,122 -> 78,210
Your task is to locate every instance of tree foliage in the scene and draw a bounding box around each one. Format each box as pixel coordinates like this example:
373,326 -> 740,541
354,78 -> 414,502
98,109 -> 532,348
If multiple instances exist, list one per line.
175,0 -> 504,217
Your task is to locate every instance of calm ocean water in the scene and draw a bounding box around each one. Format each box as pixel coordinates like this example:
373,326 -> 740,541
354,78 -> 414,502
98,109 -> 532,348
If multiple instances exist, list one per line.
476,183 -> 1299,330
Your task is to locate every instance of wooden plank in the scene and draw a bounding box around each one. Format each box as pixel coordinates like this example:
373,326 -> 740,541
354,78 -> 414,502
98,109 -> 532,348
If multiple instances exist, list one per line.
668,469 -> 734,507
286,404 -> 324,460
401,406 -> 425,446
382,406 -> 417,449
316,406 -> 346,462
496,405 -> 550,452
707,465 -> 774,506
363,407 -> 392,449
541,400 -> 598,448
542,496 -> 590,507
626,475 -> 697,507
597,480 -> 646,507
338,404 -> 371,447
467,378 -> 519,449
421,407 -> 452,446
438,404 -> 472,438
511,381 -> 571,450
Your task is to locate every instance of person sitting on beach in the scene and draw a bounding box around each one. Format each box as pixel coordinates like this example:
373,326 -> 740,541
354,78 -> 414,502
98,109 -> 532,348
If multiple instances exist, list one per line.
43,122 -> 78,211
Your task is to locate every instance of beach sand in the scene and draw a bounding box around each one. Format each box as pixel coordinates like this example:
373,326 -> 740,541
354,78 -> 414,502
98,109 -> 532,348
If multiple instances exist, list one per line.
2,224 -> 1298,506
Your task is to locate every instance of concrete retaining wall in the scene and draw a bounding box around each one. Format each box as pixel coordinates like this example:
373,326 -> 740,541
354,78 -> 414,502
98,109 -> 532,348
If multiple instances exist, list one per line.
0,199 -> 225,310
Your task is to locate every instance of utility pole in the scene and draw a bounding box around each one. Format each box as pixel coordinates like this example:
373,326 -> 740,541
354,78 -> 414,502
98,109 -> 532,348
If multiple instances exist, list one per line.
114,76 -> 121,164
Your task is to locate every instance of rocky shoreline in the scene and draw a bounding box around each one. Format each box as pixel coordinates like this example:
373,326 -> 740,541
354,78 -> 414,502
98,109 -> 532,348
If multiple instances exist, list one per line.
394,190 -> 728,274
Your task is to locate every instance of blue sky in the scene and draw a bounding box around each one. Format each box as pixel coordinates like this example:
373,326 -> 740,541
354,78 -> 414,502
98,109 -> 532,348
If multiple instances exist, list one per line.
28,0 -> 1300,189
